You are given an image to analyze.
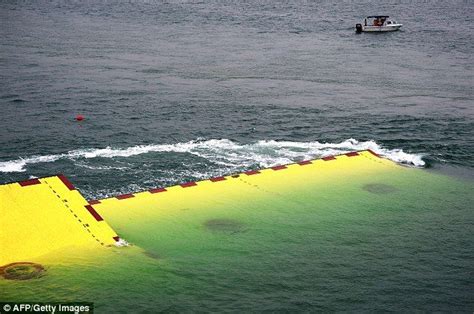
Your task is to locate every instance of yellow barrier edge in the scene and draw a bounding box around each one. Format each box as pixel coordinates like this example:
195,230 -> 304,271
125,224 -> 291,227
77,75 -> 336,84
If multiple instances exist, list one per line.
90,149 -> 396,205
5,174 -> 120,246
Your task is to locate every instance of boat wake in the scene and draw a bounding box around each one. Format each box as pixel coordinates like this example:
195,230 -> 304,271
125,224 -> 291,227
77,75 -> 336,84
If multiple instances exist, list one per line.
0,138 -> 425,174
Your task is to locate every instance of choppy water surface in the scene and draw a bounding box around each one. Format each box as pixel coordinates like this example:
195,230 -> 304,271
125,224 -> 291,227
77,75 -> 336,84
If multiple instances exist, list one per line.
0,0 -> 473,312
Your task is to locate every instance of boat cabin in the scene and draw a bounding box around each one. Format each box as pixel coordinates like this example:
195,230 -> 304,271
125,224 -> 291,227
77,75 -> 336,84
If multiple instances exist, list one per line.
356,15 -> 402,33
365,15 -> 390,27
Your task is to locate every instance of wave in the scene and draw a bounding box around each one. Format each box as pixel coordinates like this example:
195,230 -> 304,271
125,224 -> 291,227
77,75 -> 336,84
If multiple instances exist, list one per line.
0,138 -> 426,173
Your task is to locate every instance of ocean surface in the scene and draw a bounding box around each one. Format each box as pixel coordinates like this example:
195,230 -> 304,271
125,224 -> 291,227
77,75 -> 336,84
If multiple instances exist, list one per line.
0,0 -> 473,312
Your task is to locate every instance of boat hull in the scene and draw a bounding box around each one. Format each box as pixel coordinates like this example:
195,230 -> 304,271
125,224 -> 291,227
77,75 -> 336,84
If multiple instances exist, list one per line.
362,24 -> 402,32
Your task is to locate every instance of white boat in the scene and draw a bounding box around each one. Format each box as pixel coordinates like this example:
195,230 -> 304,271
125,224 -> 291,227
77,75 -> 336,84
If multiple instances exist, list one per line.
356,16 -> 402,33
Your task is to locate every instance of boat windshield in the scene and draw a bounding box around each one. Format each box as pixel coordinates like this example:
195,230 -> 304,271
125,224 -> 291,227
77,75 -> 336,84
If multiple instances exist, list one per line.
371,17 -> 387,26
365,16 -> 389,26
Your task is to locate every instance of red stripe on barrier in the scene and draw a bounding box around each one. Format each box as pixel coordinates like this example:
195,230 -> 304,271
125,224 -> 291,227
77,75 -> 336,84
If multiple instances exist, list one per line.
85,205 -> 103,222
245,170 -> 260,175
346,152 -> 359,157
298,160 -> 312,166
271,165 -> 287,171
181,182 -> 197,188
89,200 -> 101,205
322,156 -> 336,161
116,194 -> 134,200
210,177 -> 226,182
367,149 -> 380,157
19,179 -> 41,187
113,236 -> 120,242
58,175 -> 76,190
150,187 -> 167,193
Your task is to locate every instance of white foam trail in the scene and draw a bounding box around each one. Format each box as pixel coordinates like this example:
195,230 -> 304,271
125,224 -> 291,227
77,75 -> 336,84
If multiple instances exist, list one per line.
114,238 -> 129,247
0,160 -> 27,173
0,138 -> 425,173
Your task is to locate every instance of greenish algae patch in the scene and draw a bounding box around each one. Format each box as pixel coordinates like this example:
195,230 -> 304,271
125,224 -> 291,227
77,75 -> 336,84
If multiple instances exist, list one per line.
0,263 -> 45,281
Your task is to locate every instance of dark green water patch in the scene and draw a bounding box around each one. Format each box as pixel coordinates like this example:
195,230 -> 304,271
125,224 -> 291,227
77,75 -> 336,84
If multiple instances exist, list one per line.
203,218 -> 246,234
143,251 -> 162,260
0,262 -> 45,280
363,183 -> 399,194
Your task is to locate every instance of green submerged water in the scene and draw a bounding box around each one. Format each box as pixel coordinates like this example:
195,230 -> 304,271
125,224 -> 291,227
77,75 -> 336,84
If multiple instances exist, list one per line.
1,168 -> 472,312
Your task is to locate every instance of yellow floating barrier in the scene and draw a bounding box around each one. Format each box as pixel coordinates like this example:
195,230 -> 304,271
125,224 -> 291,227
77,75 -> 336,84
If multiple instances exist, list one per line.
0,175 -> 118,266
0,150 -> 399,267
92,150 -> 400,228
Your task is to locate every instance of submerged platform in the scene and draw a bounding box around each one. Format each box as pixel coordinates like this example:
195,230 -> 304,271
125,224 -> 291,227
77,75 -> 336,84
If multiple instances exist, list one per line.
0,175 -> 118,266
2,149 -> 473,312
1,150 -> 394,266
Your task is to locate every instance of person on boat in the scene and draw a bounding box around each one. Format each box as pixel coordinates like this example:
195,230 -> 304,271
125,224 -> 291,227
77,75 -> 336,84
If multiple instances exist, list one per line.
373,18 -> 380,26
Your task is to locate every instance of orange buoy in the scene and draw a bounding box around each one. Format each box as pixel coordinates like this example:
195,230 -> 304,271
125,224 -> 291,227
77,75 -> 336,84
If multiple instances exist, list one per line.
75,115 -> 84,121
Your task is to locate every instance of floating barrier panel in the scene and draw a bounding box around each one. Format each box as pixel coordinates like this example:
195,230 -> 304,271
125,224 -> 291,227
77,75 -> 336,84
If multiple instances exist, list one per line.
0,175 -> 118,266
92,150 -> 401,240
2,150 -> 473,312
